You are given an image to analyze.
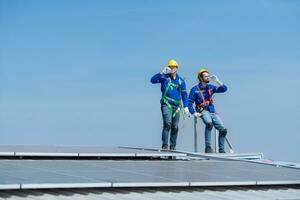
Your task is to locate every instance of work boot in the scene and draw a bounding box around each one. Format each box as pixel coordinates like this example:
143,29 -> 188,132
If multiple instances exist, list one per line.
219,149 -> 226,153
169,146 -> 176,151
161,145 -> 168,151
205,146 -> 214,153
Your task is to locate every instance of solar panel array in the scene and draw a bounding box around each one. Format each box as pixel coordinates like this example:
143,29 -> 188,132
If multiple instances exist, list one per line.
1,159 -> 300,190
0,145 -> 299,190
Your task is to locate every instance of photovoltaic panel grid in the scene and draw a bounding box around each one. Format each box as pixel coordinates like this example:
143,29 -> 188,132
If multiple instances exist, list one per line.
0,159 -> 300,190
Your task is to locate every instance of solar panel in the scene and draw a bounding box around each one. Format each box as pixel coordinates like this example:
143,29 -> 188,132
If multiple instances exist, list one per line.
0,159 -> 299,190
0,145 -> 186,158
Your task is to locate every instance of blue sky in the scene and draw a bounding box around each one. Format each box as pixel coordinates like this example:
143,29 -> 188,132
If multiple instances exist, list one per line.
0,0 -> 300,162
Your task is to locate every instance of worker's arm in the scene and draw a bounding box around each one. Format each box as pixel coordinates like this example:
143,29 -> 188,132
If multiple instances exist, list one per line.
211,84 -> 228,94
214,84 -> 227,93
150,73 -> 167,84
188,87 -> 202,117
188,88 -> 196,114
210,75 -> 228,93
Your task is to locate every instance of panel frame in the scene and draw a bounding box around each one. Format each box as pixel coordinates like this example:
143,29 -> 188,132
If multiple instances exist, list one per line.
0,184 -> 20,190
21,182 -> 112,189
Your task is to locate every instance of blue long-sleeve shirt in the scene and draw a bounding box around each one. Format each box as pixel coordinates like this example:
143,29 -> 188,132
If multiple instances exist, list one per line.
188,83 -> 228,113
151,73 -> 188,108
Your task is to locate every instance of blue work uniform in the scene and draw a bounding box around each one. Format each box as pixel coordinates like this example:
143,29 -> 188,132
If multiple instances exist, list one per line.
188,82 -> 228,152
151,73 -> 188,149
188,83 -> 227,113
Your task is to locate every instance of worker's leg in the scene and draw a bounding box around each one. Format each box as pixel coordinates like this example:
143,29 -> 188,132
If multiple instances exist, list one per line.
211,113 -> 227,153
170,108 -> 180,150
161,104 -> 172,149
200,110 -> 213,150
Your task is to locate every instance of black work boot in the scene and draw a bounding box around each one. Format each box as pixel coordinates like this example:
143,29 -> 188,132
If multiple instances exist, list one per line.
169,146 -> 176,151
219,149 -> 226,153
205,146 -> 215,153
161,145 -> 168,151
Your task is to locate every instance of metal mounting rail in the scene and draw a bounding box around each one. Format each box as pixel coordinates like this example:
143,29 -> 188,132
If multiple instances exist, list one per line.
120,146 -> 300,170
173,150 -> 300,170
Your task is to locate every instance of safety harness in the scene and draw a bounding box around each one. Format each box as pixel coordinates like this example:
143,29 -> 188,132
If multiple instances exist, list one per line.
161,78 -> 182,118
196,85 -> 213,112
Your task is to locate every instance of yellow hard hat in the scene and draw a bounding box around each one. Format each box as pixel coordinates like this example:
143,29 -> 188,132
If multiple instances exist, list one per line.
197,68 -> 209,76
167,59 -> 179,68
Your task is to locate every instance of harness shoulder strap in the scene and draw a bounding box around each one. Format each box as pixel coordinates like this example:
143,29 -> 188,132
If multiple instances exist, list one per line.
207,88 -> 213,103
196,85 -> 206,105
163,78 -> 172,97
196,85 -> 213,106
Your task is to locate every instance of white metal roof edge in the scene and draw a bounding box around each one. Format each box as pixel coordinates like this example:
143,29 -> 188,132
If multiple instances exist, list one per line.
78,153 -> 136,157
112,182 -> 190,187
0,152 -> 14,156
135,153 -> 186,157
15,152 -> 79,157
190,181 -> 257,186
0,184 -> 20,190
20,182 -> 112,189
4,180 -> 300,190
257,180 -> 300,185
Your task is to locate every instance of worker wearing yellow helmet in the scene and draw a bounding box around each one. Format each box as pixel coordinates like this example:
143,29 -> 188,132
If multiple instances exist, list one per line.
188,68 -> 228,153
150,59 -> 190,151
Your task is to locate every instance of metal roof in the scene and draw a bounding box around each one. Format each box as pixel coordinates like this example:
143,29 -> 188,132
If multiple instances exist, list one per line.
1,186 -> 300,200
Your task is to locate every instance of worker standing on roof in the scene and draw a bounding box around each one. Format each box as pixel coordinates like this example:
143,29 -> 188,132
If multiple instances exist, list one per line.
188,69 -> 228,153
151,59 -> 190,151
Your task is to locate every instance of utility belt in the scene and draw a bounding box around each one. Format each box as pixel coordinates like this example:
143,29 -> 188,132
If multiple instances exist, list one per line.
196,102 -> 212,113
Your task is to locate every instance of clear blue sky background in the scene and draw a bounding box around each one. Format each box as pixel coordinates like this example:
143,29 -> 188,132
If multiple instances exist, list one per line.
1,0 -> 299,162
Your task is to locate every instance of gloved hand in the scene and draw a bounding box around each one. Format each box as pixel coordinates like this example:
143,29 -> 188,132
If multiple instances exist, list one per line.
210,75 -> 219,82
194,112 -> 201,118
161,67 -> 171,74
184,107 -> 190,115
